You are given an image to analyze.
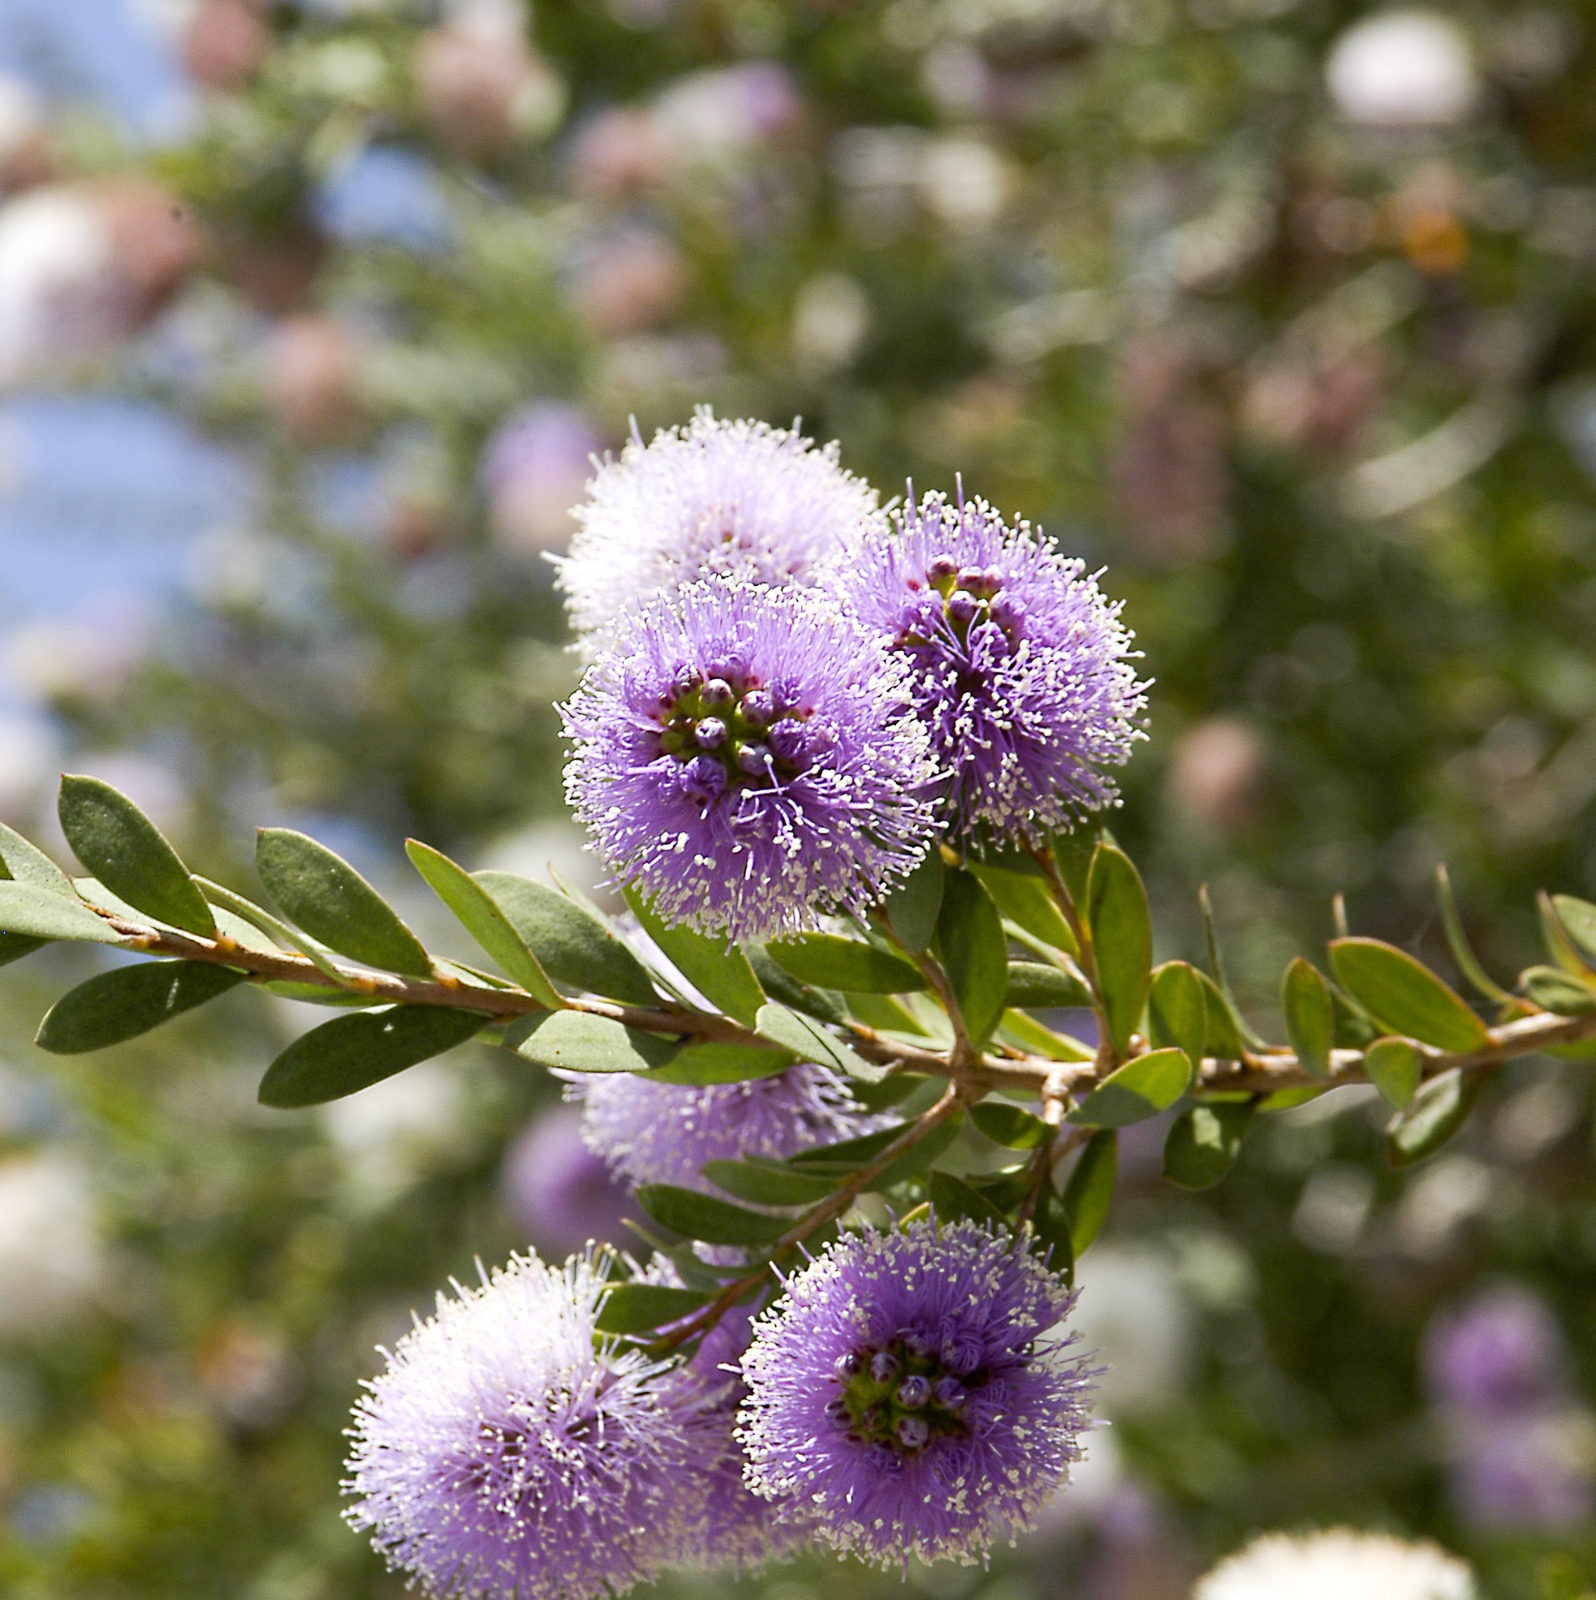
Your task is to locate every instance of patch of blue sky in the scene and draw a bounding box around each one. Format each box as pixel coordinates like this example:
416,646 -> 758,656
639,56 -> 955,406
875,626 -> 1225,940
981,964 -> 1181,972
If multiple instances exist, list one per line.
0,0 -> 196,144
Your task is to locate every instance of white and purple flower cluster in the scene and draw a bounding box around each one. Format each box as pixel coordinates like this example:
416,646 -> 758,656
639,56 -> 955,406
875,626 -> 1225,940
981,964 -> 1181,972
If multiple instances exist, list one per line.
343,411 -> 1136,1598
558,408 -> 1147,941
346,1221 -> 1096,1599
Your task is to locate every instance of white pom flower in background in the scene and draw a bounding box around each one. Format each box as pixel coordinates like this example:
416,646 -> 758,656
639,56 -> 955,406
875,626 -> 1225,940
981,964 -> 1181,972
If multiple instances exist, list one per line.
1326,11 -> 1477,129
1194,1528 -> 1476,1600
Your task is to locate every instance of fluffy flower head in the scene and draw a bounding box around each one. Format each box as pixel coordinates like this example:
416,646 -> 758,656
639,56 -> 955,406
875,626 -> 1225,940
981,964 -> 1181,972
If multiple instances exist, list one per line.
345,1251 -> 701,1600
838,489 -> 1146,840
1194,1529 -> 1477,1600
567,1062 -> 887,1191
556,408 -> 883,656
561,576 -> 937,940
738,1217 -> 1095,1568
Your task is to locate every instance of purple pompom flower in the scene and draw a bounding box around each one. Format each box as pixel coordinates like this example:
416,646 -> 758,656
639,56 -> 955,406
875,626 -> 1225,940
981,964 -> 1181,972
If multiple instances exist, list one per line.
1423,1286 -> 1568,1415
738,1217 -> 1096,1568
345,1251 -> 702,1600
555,409 -> 883,657
836,489 -> 1147,841
501,1105 -> 633,1256
566,1062 -> 887,1192
561,576 -> 937,941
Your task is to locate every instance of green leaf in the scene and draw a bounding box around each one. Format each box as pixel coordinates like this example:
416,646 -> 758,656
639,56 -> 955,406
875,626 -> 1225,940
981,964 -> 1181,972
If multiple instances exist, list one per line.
927,1170 -> 1007,1226
36,962 -> 247,1054
256,829 -> 432,977
879,849 -> 944,954
1364,1036 -> 1422,1110
0,881 -> 124,944
405,842 -> 562,1006
593,1283 -> 708,1336
1163,1101 -> 1256,1190
968,861 -> 1077,953
1030,1183 -> 1074,1280
1387,1068 -> 1488,1167
0,821 -> 74,894
477,873 -> 657,1006
933,868 -> 1009,1049
1537,892 -> 1588,976
1068,1047 -> 1192,1128
1549,895 -> 1596,969
1193,968 -> 1250,1060
998,1008 -> 1094,1062
1086,845 -> 1151,1059
1436,865 -> 1516,1004
622,886 -> 764,1025
642,1042 -> 795,1085
509,1011 -> 679,1074
701,1159 -> 838,1206
1198,885 -> 1268,1049
1148,962 -> 1207,1062
258,1005 -> 489,1107
1062,1130 -> 1118,1256
57,775 -> 216,938
745,943 -> 847,1023
755,1002 -> 882,1083
0,933 -> 45,967
969,1102 -> 1052,1149
635,1184 -> 790,1246
1004,961 -> 1090,1008
1282,958 -> 1334,1080
1522,965 -> 1596,1016
790,1115 -> 963,1191
766,934 -> 927,995
1047,827 -> 1098,906
1328,938 -> 1489,1052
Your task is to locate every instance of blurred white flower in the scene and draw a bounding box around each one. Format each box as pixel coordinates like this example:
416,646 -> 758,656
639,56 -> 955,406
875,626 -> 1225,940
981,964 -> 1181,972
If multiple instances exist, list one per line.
0,1152 -> 106,1338
920,134 -> 1010,230
1195,1529 -> 1475,1600
320,1060 -> 467,1198
1326,11 -> 1477,129
1070,1245 -> 1195,1417
0,188 -> 116,383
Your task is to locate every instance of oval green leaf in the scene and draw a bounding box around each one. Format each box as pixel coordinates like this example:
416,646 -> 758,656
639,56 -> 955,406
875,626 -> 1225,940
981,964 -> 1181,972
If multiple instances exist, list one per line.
1387,1068 -> 1488,1168
476,873 -> 657,1006
1522,964 -> 1596,1017
1163,1100 -> 1255,1190
622,885 -> 764,1025
1067,1047 -> 1191,1128
1086,844 -> 1151,1059
642,1042 -> 795,1085
969,861 -> 1077,954
755,1001 -> 881,1084
257,828 -> 432,977
36,961 -> 247,1054
593,1283 -> 708,1336
701,1159 -> 838,1207
58,775 -> 215,937
1364,1035 -> 1422,1110
1328,938 -> 1489,1053
766,934 -> 926,995
407,842 -> 561,1007
969,1101 -> 1052,1149
927,1170 -> 1007,1227
1005,961 -> 1091,1009
1062,1129 -> 1118,1256
934,868 -> 1009,1050
880,849 -> 944,954
0,881 -> 124,944
635,1184 -> 790,1247
259,1005 -> 489,1107
0,821 -> 74,894
509,1010 -> 679,1074
1282,957 -> 1334,1080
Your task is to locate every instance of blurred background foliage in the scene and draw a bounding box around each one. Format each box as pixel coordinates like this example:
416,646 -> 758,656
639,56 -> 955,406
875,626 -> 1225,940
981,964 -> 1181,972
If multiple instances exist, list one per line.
0,0 -> 1594,1595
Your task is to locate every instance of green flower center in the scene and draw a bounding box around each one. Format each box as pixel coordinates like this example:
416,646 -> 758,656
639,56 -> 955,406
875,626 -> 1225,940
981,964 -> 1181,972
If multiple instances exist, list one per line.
827,1336 -> 979,1457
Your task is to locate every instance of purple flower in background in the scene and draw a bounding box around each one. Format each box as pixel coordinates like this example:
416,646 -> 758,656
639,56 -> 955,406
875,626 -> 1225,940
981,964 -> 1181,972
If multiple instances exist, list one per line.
481,403 -> 604,556
567,1063 -> 886,1191
1423,1286 -> 1567,1414
837,489 -> 1147,840
345,1251 -> 701,1600
738,1217 -> 1095,1568
664,1295 -> 801,1570
1446,1411 -> 1595,1531
561,576 -> 936,940
555,409 -> 883,656
501,1106 -> 632,1255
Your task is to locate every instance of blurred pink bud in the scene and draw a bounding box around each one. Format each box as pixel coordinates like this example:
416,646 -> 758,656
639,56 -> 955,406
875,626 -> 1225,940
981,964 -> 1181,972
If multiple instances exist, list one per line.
183,0 -> 270,92
570,230 -> 684,336
265,313 -> 365,443
566,107 -> 673,200
1166,717 -> 1270,836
